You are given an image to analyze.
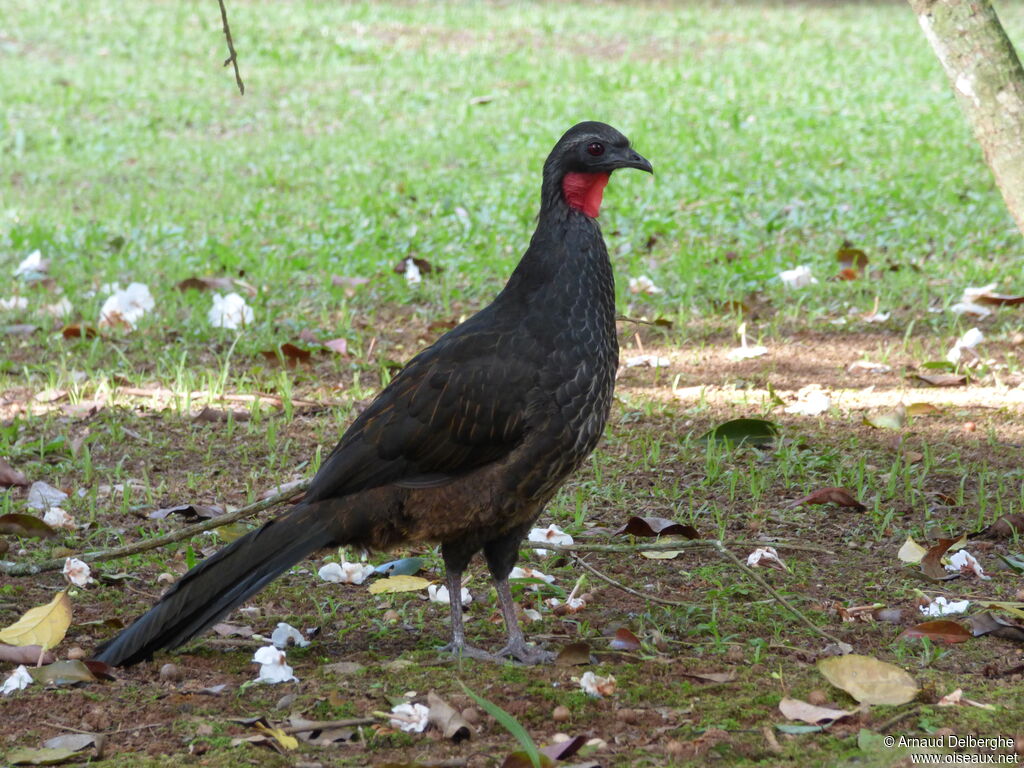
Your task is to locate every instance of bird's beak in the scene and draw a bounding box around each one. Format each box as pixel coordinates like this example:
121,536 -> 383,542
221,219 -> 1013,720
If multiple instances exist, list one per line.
619,148 -> 653,174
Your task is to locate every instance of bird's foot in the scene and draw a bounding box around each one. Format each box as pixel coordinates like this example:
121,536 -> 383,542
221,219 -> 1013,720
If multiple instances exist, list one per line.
496,639 -> 556,665
437,641 -> 506,664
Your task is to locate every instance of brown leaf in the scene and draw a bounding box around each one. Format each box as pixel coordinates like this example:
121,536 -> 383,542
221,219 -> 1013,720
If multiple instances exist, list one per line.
836,247 -> 869,278
61,324 -> 98,339
609,627 -> 642,651
539,734 -> 587,761
82,660 -> 116,680
680,670 -> 736,684
554,641 -> 592,666
900,620 -> 972,644
913,373 -> 967,387
0,643 -> 55,665
906,402 -> 942,416
786,487 -> 866,512
193,406 -> 249,423
261,343 -> 312,367
0,513 -> 57,538
426,691 -> 473,742
613,516 -> 700,538
974,513 -> 1024,539
177,276 -> 234,292
501,753 -> 554,768
921,536 -> 965,580
972,292 -> 1024,306
970,612 -> 1024,643
0,459 -> 28,488
393,256 -> 440,275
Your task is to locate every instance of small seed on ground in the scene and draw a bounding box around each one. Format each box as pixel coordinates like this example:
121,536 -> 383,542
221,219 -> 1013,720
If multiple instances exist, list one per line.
551,705 -> 570,722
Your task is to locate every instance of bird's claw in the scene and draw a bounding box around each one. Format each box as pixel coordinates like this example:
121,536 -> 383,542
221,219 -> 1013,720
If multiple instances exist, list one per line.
437,641 -> 506,663
495,641 -> 556,665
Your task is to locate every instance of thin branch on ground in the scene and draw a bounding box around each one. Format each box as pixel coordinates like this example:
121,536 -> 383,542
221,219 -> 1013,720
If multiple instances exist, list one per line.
0,480 -> 310,576
529,539 -> 834,555
571,554 -> 692,608
710,540 -> 851,650
281,717 -> 378,734
217,0 -> 245,95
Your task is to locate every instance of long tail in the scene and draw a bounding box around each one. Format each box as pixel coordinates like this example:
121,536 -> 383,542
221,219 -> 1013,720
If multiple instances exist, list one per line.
92,500 -> 361,667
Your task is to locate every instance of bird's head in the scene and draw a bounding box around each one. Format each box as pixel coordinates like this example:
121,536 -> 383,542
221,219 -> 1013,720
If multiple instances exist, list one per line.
543,121 -> 653,219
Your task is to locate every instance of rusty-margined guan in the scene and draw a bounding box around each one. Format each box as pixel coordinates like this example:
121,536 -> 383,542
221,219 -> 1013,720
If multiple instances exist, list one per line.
93,122 -> 652,667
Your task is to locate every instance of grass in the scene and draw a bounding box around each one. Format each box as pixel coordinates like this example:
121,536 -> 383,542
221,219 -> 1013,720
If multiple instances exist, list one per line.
3,0 -> 1024,765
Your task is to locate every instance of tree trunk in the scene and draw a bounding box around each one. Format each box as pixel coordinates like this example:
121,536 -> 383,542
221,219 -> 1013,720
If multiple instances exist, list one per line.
909,0 -> 1024,235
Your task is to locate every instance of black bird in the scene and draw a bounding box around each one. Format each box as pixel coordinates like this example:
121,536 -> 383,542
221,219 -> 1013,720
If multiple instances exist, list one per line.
93,122 -> 652,666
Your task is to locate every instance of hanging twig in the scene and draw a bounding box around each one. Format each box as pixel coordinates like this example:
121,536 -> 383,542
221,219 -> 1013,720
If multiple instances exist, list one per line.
0,480 -> 310,576
217,0 -> 245,95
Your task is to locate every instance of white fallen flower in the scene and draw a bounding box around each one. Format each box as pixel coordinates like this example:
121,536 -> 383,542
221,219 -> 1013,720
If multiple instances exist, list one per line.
945,549 -> 989,580
1,665 -> 32,695
522,608 -> 543,622
629,275 -> 663,295
529,524 -> 573,556
62,557 -> 92,587
402,258 -> 422,287
271,622 -> 310,649
318,561 -> 375,585
0,296 -> 28,311
920,596 -> 970,617
625,354 -> 670,368
937,688 -> 995,710
44,297 -> 73,317
427,584 -> 471,607
14,250 -> 44,277
208,292 -> 253,329
726,344 -> 768,361
579,671 -> 617,698
545,596 -> 587,613
862,310 -> 890,323
847,360 -> 891,374
509,566 -> 555,591
99,282 -> 154,329
389,702 -> 430,733
785,390 -> 831,416
746,546 -> 787,571
778,265 -> 817,288
946,327 -> 984,364
26,481 -> 69,510
43,507 -> 75,529
252,645 -> 297,683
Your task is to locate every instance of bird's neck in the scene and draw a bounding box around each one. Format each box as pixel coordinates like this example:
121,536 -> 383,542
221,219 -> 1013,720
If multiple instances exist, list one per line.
541,172 -> 610,220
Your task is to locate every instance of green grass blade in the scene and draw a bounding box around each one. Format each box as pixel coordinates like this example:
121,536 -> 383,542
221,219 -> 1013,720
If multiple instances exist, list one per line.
457,679 -> 542,768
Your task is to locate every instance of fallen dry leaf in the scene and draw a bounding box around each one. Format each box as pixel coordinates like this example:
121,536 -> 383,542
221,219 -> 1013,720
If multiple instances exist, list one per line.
609,627 -> 641,651
0,644 -> 55,665
613,516 -> 700,539
778,696 -> 854,725
920,535 -> 966,580
0,591 -> 72,649
427,691 -> 473,742
900,620 -> 972,644
817,654 -> 918,705
786,487 -> 866,512
367,575 -> 431,595
0,459 -> 28,488
913,373 -> 967,387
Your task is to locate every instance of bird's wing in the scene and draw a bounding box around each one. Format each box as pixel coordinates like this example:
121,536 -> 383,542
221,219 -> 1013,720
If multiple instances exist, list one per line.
304,324 -> 536,502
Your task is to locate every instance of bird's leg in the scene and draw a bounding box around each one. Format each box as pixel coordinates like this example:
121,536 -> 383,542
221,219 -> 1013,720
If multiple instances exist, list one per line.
493,575 -> 555,664
485,527 -> 555,665
437,545 -> 500,662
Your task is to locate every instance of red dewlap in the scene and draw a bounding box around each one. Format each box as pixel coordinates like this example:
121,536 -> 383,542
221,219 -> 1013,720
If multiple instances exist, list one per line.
562,172 -> 610,218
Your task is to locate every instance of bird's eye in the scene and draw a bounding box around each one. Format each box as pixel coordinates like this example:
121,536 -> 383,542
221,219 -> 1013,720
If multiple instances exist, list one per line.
586,142 -> 605,157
